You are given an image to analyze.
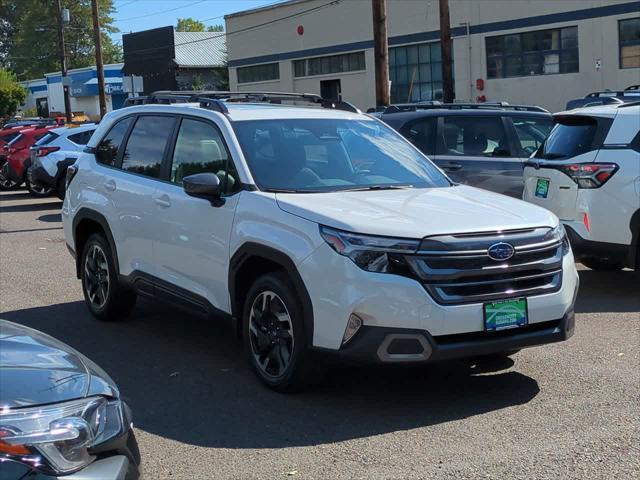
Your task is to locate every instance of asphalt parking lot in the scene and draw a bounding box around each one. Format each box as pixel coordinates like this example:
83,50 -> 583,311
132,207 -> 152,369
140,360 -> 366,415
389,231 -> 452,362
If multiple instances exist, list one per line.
1,189 -> 639,480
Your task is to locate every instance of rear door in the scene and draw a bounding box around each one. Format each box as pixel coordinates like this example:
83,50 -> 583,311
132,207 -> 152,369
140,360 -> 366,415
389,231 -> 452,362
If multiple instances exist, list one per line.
433,114 -> 523,197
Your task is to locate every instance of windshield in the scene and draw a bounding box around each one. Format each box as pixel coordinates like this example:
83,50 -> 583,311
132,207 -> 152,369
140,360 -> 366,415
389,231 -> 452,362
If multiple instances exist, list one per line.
536,118 -> 596,160
233,118 -> 450,192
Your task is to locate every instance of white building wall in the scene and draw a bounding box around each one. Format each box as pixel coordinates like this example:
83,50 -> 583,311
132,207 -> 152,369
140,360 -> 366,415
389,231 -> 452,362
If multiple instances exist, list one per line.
226,0 -> 640,112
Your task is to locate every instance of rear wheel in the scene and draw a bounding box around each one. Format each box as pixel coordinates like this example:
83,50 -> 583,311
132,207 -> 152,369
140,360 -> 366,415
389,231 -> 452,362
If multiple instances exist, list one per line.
581,258 -> 624,271
0,174 -> 21,190
81,233 -> 136,321
243,272 -> 322,392
26,169 -> 53,197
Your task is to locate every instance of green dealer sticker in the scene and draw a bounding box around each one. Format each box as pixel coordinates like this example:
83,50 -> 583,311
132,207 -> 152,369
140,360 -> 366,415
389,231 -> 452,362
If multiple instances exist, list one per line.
484,298 -> 528,331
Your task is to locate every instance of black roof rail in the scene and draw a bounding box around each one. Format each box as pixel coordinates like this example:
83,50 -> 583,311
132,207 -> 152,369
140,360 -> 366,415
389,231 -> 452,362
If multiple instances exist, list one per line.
624,84 -> 640,91
382,102 -> 548,114
131,90 -> 361,114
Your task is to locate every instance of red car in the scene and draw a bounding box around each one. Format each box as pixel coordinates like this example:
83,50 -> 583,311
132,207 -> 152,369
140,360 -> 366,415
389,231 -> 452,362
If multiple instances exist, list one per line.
0,125 -> 57,195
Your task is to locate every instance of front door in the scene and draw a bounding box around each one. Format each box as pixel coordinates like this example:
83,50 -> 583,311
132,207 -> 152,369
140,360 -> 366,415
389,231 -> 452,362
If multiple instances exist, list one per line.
152,116 -> 242,312
320,79 -> 341,101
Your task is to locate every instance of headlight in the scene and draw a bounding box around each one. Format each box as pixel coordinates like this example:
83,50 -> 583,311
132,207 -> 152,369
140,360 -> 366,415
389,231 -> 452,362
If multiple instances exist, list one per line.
545,224 -> 571,256
0,397 -> 125,474
319,226 -> 419,273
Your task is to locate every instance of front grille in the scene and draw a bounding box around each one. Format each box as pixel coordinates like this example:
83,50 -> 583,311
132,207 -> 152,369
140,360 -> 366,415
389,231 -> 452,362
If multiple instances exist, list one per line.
404,227 -> 563,305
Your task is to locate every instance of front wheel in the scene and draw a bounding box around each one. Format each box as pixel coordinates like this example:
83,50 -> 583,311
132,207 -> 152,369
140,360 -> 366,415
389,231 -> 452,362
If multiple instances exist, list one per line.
243,272 -> 321,392
81,233 -> 136,321
581,258 -> 624,271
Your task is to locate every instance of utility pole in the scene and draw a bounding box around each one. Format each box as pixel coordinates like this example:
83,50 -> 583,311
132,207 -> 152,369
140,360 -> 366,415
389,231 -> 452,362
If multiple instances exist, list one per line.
56,0 -> 72,122
91,0 -> 107,118
371,0 -> 390,107
439,0 -> 454,103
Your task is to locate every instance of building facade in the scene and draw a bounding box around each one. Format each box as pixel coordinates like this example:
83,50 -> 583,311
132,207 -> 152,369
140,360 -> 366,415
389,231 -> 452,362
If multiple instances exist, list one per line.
225,0 -> 640,112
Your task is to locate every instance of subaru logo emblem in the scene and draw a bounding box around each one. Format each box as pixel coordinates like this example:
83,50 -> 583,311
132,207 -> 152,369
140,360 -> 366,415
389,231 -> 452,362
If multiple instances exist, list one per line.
487,242 -> 515,261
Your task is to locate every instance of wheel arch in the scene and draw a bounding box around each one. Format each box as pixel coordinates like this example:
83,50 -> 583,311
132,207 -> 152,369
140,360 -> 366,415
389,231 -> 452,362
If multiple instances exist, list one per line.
229,242 -> 314,346
72,208 -> 119,279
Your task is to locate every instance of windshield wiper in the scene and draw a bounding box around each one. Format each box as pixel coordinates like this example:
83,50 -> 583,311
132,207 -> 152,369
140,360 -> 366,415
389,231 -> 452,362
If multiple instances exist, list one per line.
342,184 -> 414,192
264,188 -> 318,193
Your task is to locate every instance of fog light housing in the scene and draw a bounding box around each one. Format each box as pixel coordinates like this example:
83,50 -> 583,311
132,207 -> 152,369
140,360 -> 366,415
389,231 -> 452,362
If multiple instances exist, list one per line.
342,314 -> 363,345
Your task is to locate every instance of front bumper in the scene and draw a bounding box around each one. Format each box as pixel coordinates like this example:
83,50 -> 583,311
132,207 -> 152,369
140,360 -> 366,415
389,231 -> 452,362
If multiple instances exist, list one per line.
318,308 -> 575,364
0,455 -> 138,480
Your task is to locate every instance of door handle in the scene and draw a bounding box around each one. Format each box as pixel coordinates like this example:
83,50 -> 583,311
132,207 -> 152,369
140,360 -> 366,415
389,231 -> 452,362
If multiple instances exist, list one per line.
442,162 -> 463,171
103,180 -> 116,192
154,195 -> 171,208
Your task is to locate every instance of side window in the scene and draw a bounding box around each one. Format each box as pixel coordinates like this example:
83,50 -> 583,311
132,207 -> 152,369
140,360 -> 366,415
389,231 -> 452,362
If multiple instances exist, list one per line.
68,130 -> 94,146
96,117 -> 133,166
400,117 -> 437,155
121,116 -> 175,179
170,118 -> 240,194
512,117 -> 553,155
441,116 -> 510,157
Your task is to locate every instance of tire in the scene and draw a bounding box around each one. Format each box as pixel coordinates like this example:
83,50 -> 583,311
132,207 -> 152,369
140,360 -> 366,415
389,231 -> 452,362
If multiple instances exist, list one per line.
81,233 -> 136,321
26,171 -> 53,198
581,257 -> 624,271
242,272 -> 322,392
0,173 -> 21,190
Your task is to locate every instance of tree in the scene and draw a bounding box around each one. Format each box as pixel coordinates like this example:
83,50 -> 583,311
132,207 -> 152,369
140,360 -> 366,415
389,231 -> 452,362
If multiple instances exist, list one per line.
0,68 -> 26,117
176,17 -> 224,32
2,0 -> 122,80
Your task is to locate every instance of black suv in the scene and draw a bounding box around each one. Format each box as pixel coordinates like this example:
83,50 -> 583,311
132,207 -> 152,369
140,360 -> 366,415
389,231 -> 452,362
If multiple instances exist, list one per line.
378,103 -> 553,198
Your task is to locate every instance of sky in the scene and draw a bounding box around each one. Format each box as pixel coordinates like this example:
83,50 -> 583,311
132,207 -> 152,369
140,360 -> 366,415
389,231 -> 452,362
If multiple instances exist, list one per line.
111,0 -> 285,43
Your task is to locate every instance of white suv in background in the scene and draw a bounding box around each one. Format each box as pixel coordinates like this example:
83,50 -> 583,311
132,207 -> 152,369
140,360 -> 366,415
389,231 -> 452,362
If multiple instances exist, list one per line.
523,103 -> 640,271
62,92 -> 579,391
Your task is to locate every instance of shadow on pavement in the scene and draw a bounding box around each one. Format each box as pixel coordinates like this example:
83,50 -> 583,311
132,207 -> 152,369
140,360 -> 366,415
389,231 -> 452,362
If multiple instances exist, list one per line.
0,201 -> 62,213
2,300 -> 539,449
0,191 -> 30,201
37,213 -> 62,223
575,269 -> 640,313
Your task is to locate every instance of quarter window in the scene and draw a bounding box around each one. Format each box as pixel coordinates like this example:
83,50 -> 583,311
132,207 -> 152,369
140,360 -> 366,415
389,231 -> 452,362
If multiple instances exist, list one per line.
441,117 -> 510,157
170,118 -> 239,194
68,130 -> 94,145
619,18 -> 640,69
486,27 -> 578,78
121,116 -> 175,178
96,117 -> 133,167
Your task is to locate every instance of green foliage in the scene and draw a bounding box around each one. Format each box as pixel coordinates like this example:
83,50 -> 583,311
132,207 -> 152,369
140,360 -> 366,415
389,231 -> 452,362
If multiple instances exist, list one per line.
0,68 -> 26,117
191,73 -> 205,90
177,17 -> 224,33
2,0 -> 122,80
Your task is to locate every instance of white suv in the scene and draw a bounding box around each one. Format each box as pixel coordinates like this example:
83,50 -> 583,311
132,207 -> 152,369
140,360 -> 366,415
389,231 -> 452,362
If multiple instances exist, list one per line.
523,103 -> 640,271
62,92 -> 579,390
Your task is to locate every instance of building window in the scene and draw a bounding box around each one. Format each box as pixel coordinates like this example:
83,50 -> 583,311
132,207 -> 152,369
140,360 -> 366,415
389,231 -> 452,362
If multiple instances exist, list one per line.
619,18 -> 640,68
486,26 -> 578,79
237,63 -> 279,84
389,42 -> 445,103
293,52 -> 365,77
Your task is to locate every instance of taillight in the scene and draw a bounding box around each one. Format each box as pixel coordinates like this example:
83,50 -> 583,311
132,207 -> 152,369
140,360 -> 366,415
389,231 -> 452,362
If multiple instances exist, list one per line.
65,164 -> 78,191
37,146 -> 60,157
557,163 -> 618,188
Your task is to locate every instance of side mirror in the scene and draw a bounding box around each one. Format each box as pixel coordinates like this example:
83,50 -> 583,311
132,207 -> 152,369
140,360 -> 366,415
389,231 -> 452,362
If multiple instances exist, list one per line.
183,173 -> 224,206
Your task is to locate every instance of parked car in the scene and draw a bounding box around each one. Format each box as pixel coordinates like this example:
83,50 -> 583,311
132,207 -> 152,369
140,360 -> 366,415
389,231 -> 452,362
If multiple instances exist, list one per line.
29,124 -> 97,199
523,102 -> 640,271
0,319 -> 140,479
63,91 -> 578,391
565,84 -> 640,110
0,125 -> 57,195
378,102 -> 554,197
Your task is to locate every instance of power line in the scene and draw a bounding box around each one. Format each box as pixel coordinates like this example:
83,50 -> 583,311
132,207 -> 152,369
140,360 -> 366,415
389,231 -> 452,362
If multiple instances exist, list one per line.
115,0 -> 206,23
123,0 -> 340,56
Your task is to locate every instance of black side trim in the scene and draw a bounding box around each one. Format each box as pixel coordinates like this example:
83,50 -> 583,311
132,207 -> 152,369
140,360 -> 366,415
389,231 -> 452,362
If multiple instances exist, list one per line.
229,243 -> 314,345
629,209 -> 640,268
123,270 -> 231,319
72,209 -> 119,278
55,157 -> 77,182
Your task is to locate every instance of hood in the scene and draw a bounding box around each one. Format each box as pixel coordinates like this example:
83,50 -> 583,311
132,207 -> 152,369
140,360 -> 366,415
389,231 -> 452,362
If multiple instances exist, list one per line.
276,185 -> 558,238
0,320 -> 118,408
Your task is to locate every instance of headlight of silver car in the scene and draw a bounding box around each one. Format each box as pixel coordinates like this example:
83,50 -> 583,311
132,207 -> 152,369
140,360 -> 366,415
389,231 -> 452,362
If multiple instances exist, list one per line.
320,226 -> 420,273
0,396 -> 125,474
545,224 -> 571,256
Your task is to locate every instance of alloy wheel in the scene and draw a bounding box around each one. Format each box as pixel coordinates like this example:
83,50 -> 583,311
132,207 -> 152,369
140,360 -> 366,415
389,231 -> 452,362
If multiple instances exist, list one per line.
0,174 -> 19,189
249,290 -> 295,378
84,244 -> 110,309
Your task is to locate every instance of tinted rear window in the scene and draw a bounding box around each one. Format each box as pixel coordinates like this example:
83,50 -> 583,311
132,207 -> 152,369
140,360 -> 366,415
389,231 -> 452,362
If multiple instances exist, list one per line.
68,130 -> 94,145
536,118 -> 597,160
35,132 -> 59,146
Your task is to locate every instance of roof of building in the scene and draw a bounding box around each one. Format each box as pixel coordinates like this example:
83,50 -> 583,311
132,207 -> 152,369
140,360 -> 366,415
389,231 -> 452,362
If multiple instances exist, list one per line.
173,31 -> 226,68
224,0 -> 308,19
